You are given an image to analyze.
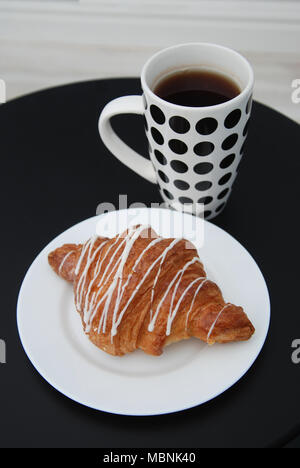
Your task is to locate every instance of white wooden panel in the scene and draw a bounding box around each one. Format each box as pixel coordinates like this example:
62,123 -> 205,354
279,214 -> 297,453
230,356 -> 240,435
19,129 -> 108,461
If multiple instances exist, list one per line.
0,0 -> 299,122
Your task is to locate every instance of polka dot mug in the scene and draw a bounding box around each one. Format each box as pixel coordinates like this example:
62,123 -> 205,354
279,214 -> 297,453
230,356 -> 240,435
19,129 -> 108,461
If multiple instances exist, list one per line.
99,43 -> 254,219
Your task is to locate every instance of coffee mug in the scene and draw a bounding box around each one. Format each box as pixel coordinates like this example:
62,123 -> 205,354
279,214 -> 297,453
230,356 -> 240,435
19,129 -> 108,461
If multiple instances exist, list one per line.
99,43 -> 254,219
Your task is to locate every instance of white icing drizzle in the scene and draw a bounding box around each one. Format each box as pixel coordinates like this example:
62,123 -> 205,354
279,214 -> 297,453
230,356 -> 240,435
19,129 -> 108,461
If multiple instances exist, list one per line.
58,250 -> 74,275
111,237 -> 164,319
82,239 -> 109,323
75,236 -> 98,310
149,238 -> 181,321
81,234 -> 124,331
72,225 -> 217,342
168,257 -> 201,319
76,226 -> 156,335
166,276 -> 207,336
85,257 -> 121,332
97,225 -> 149,336
75,238 -> 108,319
184,279 -> 208,331
148,257 -> 202,333
111,238 -> 180,338
75,237 -> 93,276
206,303 -> 231,341
97,233 -> 124,287
84,235 -> 124,332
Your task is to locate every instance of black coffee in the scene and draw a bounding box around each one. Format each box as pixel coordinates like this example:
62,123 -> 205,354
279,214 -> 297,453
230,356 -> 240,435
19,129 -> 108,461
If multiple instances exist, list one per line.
154,68 -> 240,107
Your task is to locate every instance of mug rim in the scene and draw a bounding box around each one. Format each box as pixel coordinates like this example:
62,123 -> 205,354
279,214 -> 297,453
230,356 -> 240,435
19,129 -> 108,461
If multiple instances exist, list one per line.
141,42 -> 254,112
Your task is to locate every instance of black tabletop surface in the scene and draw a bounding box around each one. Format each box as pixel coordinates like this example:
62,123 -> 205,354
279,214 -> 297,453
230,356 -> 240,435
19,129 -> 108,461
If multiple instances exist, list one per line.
0,78 -> 300,448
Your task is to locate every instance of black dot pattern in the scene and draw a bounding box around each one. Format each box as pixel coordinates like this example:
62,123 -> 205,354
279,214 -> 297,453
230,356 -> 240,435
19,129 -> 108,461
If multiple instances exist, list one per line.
179,196 -> 193,204
194,162 -> 214,175
195,181 -> 212,191
158,170 -> 169,183
196,117 -> 218,135
224,109 -> 241,129
170,160 -> 188,173
144,96 -> 251,218
194,141 -> 215,157
150,105 -> 165,125
163,189 -> 174,200
169,116 -> 190,134
169,139 -> 188,155
222,133 -> 238,150
198,196 -> 213,205
174,180 -> 190,190
220,153 -> 235,169
154,149 -> 167,165
218,188 -> 230,199
246,95 -> 252,114
151,127 -> 164,145
243,119 -> 250,136
143,115 -> 148,132
218,173 -> 232,185
215,203 -> 225,213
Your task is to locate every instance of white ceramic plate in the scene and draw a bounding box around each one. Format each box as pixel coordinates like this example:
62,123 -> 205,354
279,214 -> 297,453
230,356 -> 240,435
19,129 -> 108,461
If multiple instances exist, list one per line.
17,208 -> 270,416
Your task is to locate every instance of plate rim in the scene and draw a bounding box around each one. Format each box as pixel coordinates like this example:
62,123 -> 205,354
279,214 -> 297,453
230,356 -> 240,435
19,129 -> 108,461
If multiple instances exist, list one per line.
17,208 -> 271,416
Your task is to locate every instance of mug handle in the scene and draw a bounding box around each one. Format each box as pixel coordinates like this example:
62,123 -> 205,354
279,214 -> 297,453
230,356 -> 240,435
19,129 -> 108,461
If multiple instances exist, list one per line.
98,96 -> 157,184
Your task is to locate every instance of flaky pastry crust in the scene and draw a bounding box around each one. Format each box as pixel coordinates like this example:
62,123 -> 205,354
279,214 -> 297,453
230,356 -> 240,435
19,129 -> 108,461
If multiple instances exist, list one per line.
48,225 -> 255,356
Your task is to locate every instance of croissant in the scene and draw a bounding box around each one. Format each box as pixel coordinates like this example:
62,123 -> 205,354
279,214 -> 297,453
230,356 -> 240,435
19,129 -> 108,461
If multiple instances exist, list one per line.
48,225 -> 255,356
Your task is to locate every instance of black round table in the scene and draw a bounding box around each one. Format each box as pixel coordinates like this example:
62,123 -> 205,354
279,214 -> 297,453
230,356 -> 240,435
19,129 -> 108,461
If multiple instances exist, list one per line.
1,78 -> 299,448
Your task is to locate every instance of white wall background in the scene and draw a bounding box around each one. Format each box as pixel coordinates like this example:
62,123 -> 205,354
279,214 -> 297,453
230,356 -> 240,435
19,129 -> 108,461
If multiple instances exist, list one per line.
0,0 -> 299,122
